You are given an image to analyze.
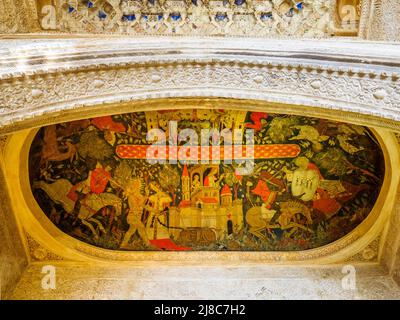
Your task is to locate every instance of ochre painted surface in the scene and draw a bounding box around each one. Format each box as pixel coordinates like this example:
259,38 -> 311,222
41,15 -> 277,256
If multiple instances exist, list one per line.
0,154 -> 28,299
28,109 -> 384,251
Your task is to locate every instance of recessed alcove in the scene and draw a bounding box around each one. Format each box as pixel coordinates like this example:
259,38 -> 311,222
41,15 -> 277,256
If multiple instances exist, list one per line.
27,108 -> 385,253
2,97 -> 397,266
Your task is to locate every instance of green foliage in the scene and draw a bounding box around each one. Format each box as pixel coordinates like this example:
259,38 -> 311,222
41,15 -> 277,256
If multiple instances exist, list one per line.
159,165 -> 181,190
78,130 -> 113,161
313,147 -> 349,177
266,117 -> 300,143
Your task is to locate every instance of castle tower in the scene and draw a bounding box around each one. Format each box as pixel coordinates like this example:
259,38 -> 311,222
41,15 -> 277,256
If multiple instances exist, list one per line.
220,184 -> 232,207
182,164 -> 190,201
145,111 -> 159,130
232,199 -> 244,230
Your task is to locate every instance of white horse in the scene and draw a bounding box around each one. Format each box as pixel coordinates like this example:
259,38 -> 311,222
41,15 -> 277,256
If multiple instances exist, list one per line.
33,179 -> 122,239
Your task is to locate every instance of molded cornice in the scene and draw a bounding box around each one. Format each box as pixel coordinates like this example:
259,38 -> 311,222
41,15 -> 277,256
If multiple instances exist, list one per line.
0,37 -> 399,134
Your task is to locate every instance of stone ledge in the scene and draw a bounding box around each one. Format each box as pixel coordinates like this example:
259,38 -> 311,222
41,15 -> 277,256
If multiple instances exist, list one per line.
9,262 -> 400,300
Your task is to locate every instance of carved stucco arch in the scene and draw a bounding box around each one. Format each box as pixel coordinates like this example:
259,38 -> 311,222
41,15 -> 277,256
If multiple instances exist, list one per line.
0,38 -> 399,135
1,38 -> 400,265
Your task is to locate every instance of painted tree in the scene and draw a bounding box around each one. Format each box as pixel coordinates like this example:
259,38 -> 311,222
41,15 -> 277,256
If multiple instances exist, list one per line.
78,130 -> 113,161
158,165 -> 181,205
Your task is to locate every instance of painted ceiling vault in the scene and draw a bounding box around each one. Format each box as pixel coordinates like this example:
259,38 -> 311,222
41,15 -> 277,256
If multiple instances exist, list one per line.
29,109 -> 384,251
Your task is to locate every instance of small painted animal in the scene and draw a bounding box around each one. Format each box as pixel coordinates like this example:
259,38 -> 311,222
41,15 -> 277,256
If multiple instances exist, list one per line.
40,126 -> 78,167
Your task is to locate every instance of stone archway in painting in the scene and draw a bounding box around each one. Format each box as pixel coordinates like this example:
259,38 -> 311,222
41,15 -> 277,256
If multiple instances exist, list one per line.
28,108 -> 385,252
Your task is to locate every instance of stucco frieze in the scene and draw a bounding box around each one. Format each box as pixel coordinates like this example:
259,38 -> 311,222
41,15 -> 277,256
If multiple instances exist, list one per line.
0,38 -> 399,134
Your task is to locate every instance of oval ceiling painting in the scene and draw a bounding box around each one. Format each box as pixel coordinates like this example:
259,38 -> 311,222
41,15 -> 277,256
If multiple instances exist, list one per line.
29,109 -> 385,251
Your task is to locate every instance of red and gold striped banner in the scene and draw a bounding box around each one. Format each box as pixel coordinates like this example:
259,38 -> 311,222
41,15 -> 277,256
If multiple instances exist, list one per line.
116,144 -> 301,160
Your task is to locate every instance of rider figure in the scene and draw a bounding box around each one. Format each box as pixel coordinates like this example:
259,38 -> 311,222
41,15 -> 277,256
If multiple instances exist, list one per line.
68,162 -> 112,216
